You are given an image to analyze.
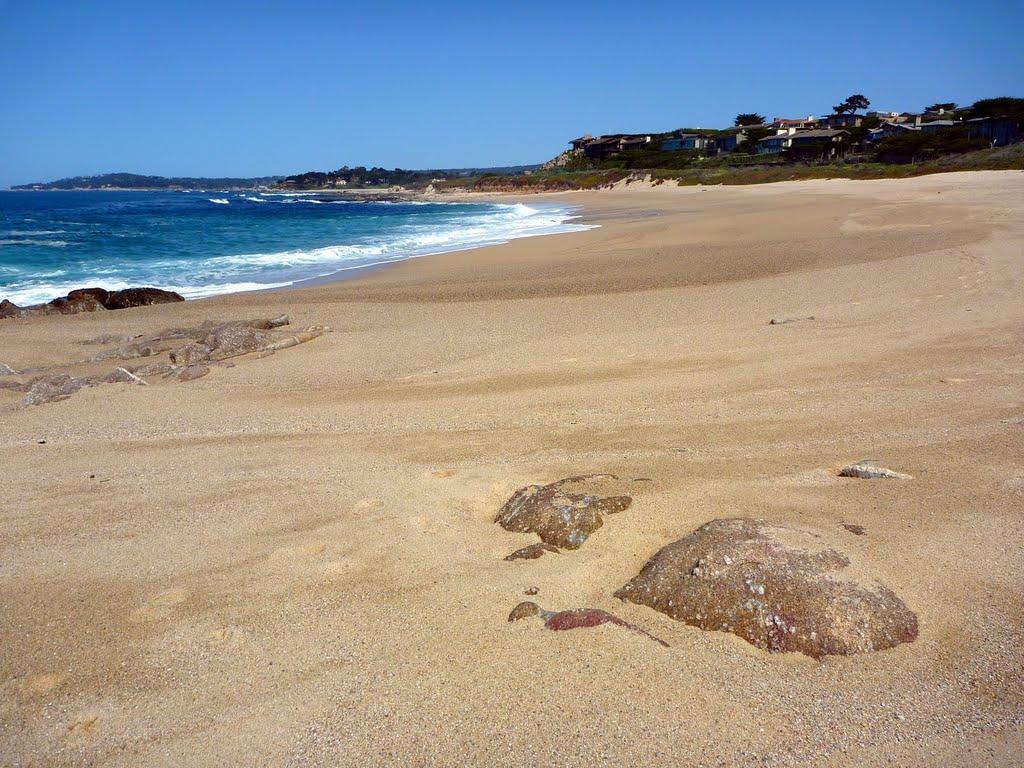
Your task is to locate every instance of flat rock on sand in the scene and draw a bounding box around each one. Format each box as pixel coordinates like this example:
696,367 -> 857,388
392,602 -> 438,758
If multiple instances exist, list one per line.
838,461 -> 913,480
508,601 -> 668,646
615,517 -> 918,659
495,474 -> 633,553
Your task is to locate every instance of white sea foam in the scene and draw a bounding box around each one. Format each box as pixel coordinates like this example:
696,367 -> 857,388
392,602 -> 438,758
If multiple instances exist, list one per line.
208,198 -> 230,205
1,202 -> 595,305
165,281 -> 294,298
196,203 -> 593,282
3,229 -> 66,236
2,278 -> 136,305
0,239 -> 68,247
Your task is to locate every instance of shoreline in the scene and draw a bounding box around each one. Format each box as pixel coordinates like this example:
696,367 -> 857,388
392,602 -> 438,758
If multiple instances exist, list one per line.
0,195 -> 594,307
2,171 -> 1023,766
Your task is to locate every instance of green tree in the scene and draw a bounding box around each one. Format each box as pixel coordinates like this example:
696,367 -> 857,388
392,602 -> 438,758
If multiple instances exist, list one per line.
732,126 -> 772,153
924,102 -> 957,113
833,94 -> 870,115
967,97 -> 1024,125
734,113 -> 766,126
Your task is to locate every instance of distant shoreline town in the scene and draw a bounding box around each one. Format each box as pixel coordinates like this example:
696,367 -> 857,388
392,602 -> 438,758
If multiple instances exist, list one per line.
9,96 -> 1022,194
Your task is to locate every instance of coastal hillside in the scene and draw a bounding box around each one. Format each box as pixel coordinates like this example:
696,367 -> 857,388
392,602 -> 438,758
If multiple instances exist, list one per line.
11,173 -> 283,191
477,95 -> 1024,191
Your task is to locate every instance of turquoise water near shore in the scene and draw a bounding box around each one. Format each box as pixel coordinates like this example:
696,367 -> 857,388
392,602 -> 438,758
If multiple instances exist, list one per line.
0,191 -> 591,305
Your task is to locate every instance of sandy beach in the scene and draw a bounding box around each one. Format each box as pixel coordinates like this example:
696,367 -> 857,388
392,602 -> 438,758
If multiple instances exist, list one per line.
2,171 -> 1023,766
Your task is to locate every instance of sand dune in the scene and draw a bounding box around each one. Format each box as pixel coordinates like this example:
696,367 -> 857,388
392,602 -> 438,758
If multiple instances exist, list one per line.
1,171 -> 1022,765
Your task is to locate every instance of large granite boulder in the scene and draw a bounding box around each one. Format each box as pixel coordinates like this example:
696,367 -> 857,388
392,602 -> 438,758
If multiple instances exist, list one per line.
496,474 -> 633,552
0,299 -> 20,319
615,518 -> 918,659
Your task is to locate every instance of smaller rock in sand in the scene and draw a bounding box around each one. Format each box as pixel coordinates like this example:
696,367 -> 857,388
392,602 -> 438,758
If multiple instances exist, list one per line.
769,315 -> 815,325
102,368 -> 147,386
838,461 -> 912,480
168,363 -> 210,382
508,601 -> 668,646
505,543 -> 560,561
495,474 -> 634,551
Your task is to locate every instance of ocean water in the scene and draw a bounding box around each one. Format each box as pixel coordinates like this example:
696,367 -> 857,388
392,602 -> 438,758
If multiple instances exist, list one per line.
0,191 -> 591,305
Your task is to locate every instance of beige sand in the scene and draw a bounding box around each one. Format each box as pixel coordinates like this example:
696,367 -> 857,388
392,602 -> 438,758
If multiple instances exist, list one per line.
1,171 -> 1022,766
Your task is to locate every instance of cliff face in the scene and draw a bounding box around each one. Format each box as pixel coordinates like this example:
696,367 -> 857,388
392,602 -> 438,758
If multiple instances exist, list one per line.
538,149 -> 580,171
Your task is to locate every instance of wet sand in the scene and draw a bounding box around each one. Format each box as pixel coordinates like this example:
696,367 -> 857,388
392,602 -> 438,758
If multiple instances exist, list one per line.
1,171 -> 1023,766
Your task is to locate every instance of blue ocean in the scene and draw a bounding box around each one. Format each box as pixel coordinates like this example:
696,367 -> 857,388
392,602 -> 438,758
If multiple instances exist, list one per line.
0,191 -> 590,305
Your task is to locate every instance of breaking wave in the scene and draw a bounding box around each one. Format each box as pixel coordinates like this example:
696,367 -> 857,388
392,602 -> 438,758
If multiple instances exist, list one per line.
0,193 -> 594,304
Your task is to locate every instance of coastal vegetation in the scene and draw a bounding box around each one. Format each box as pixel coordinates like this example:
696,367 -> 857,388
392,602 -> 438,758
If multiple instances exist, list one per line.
469,95 -> 1024,191
469,142 -> 1024,191
279,164 -> 539,190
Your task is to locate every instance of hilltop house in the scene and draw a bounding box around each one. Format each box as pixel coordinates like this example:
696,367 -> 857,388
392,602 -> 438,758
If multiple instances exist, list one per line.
919,119 -> 960,133
572,134 -> 652,159
771,116 -> 818,130
756,131 -> 792,154
963,117 -> 1021,146
569,135 -> 594,152
714,130 -> 746,152
866,121 -> 920,143
789,129 -> 849,156
660,132 -> 716,151
820,114 -> 863,129
758,128 -> 848,156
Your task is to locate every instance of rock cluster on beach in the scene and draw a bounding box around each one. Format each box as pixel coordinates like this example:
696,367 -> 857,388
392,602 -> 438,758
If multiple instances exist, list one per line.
614,517 -> 919,659
495,474 -> 634,558
0,315 -> 329,406
0,286 -> 184,318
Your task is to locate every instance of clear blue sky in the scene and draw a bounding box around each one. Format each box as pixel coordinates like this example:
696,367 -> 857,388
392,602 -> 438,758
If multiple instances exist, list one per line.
1,0 -> 1022,187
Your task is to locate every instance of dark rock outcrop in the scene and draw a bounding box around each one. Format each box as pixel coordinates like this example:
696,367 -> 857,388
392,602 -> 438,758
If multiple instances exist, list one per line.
496,475 -> 633,551
102,287 -> 184,310
508,601 -> 668,647
49,288 -> 109,314
0,286 -> 184,319
615,518 -> 918,659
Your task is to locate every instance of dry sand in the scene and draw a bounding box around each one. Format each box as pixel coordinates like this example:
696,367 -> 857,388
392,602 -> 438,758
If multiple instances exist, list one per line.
1,171 -> 1023,766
